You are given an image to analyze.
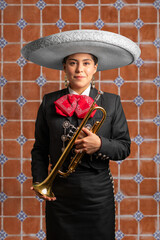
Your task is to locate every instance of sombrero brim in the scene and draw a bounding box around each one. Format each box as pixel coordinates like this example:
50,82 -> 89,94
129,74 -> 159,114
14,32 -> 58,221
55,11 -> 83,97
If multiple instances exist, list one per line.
21,30 -> 141,71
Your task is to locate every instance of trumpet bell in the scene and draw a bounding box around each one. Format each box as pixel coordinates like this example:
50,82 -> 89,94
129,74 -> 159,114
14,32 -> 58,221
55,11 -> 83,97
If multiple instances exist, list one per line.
33,182 -> 55,198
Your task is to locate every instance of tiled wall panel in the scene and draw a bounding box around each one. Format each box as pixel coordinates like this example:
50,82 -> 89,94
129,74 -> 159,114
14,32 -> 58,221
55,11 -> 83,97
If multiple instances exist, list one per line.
0,0 -> 159,239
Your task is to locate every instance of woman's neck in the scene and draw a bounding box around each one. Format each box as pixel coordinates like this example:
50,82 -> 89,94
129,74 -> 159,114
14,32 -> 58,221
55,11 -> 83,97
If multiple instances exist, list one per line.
68,85 -> 91,96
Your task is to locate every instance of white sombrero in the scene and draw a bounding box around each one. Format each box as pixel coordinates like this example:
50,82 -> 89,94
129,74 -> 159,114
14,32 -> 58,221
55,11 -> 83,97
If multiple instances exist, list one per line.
21,29 -> 140,71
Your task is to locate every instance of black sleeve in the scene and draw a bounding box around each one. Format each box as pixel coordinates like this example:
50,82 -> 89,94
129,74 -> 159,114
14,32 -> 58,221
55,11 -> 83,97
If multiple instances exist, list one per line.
31,96 -> 50,183
97,95 -> 131,161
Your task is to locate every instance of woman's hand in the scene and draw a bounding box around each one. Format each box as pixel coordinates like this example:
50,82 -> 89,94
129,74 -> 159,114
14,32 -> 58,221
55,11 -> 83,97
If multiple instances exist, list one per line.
74,127 -> 101,155
30,186 -> 57,201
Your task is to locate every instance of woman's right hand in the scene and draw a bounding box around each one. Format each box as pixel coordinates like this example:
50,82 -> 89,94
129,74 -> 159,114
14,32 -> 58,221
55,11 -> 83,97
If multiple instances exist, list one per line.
30,186 -> 57,201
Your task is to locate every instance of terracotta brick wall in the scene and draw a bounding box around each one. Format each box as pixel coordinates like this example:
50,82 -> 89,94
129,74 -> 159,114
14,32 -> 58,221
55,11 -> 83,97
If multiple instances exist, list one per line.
0,0 -> 159,239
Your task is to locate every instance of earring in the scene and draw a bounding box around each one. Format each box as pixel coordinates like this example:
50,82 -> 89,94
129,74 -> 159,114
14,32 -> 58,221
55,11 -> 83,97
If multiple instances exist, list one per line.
65,74 -> 68,88
92,75 -> 95,88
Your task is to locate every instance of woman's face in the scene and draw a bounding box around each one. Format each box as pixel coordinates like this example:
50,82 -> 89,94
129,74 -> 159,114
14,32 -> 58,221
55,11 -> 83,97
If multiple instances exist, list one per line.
63,53 -> 98,94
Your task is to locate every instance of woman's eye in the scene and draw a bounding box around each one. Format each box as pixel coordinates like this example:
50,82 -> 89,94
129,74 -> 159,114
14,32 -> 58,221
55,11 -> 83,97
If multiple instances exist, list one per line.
84,62 -> 90,65
69,62 -> 76,65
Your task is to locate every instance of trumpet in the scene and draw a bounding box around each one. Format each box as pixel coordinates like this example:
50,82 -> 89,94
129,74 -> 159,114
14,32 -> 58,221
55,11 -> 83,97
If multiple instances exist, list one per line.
33,92 -> 107,198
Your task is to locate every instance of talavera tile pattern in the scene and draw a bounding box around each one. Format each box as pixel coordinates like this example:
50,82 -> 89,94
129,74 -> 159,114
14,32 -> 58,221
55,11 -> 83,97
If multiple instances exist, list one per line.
0,0 -> 160,239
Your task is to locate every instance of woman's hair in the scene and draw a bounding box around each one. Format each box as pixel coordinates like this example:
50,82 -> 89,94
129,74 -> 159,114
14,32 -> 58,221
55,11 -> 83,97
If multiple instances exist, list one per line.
62,53 -> 98,65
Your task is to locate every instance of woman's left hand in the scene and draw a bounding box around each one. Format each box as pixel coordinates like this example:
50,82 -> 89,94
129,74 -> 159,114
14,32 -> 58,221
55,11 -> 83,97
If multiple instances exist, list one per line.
74,127 -> 101,154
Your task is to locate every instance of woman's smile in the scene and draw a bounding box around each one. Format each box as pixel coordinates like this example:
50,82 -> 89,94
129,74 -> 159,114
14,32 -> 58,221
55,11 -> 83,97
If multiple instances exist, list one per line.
74,75 -> 85,79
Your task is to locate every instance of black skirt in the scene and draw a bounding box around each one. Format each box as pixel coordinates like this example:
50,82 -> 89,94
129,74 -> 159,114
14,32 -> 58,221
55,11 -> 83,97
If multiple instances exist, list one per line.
46,167 -> 115,240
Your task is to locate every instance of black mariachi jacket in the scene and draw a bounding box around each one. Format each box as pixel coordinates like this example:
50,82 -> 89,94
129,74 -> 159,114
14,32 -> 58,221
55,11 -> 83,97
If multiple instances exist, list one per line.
31,87 -> 131,183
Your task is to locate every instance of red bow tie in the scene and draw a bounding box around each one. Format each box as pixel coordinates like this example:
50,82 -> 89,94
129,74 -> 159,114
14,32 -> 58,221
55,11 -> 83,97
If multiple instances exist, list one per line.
54,94 -> 97,118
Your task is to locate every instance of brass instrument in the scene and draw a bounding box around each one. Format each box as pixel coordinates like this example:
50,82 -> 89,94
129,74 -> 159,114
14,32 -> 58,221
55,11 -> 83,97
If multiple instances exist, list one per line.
33,92 -> 107,198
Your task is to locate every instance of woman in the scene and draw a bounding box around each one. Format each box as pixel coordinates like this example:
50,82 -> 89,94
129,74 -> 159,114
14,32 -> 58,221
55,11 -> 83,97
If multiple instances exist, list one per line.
22,30 -> 140,240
